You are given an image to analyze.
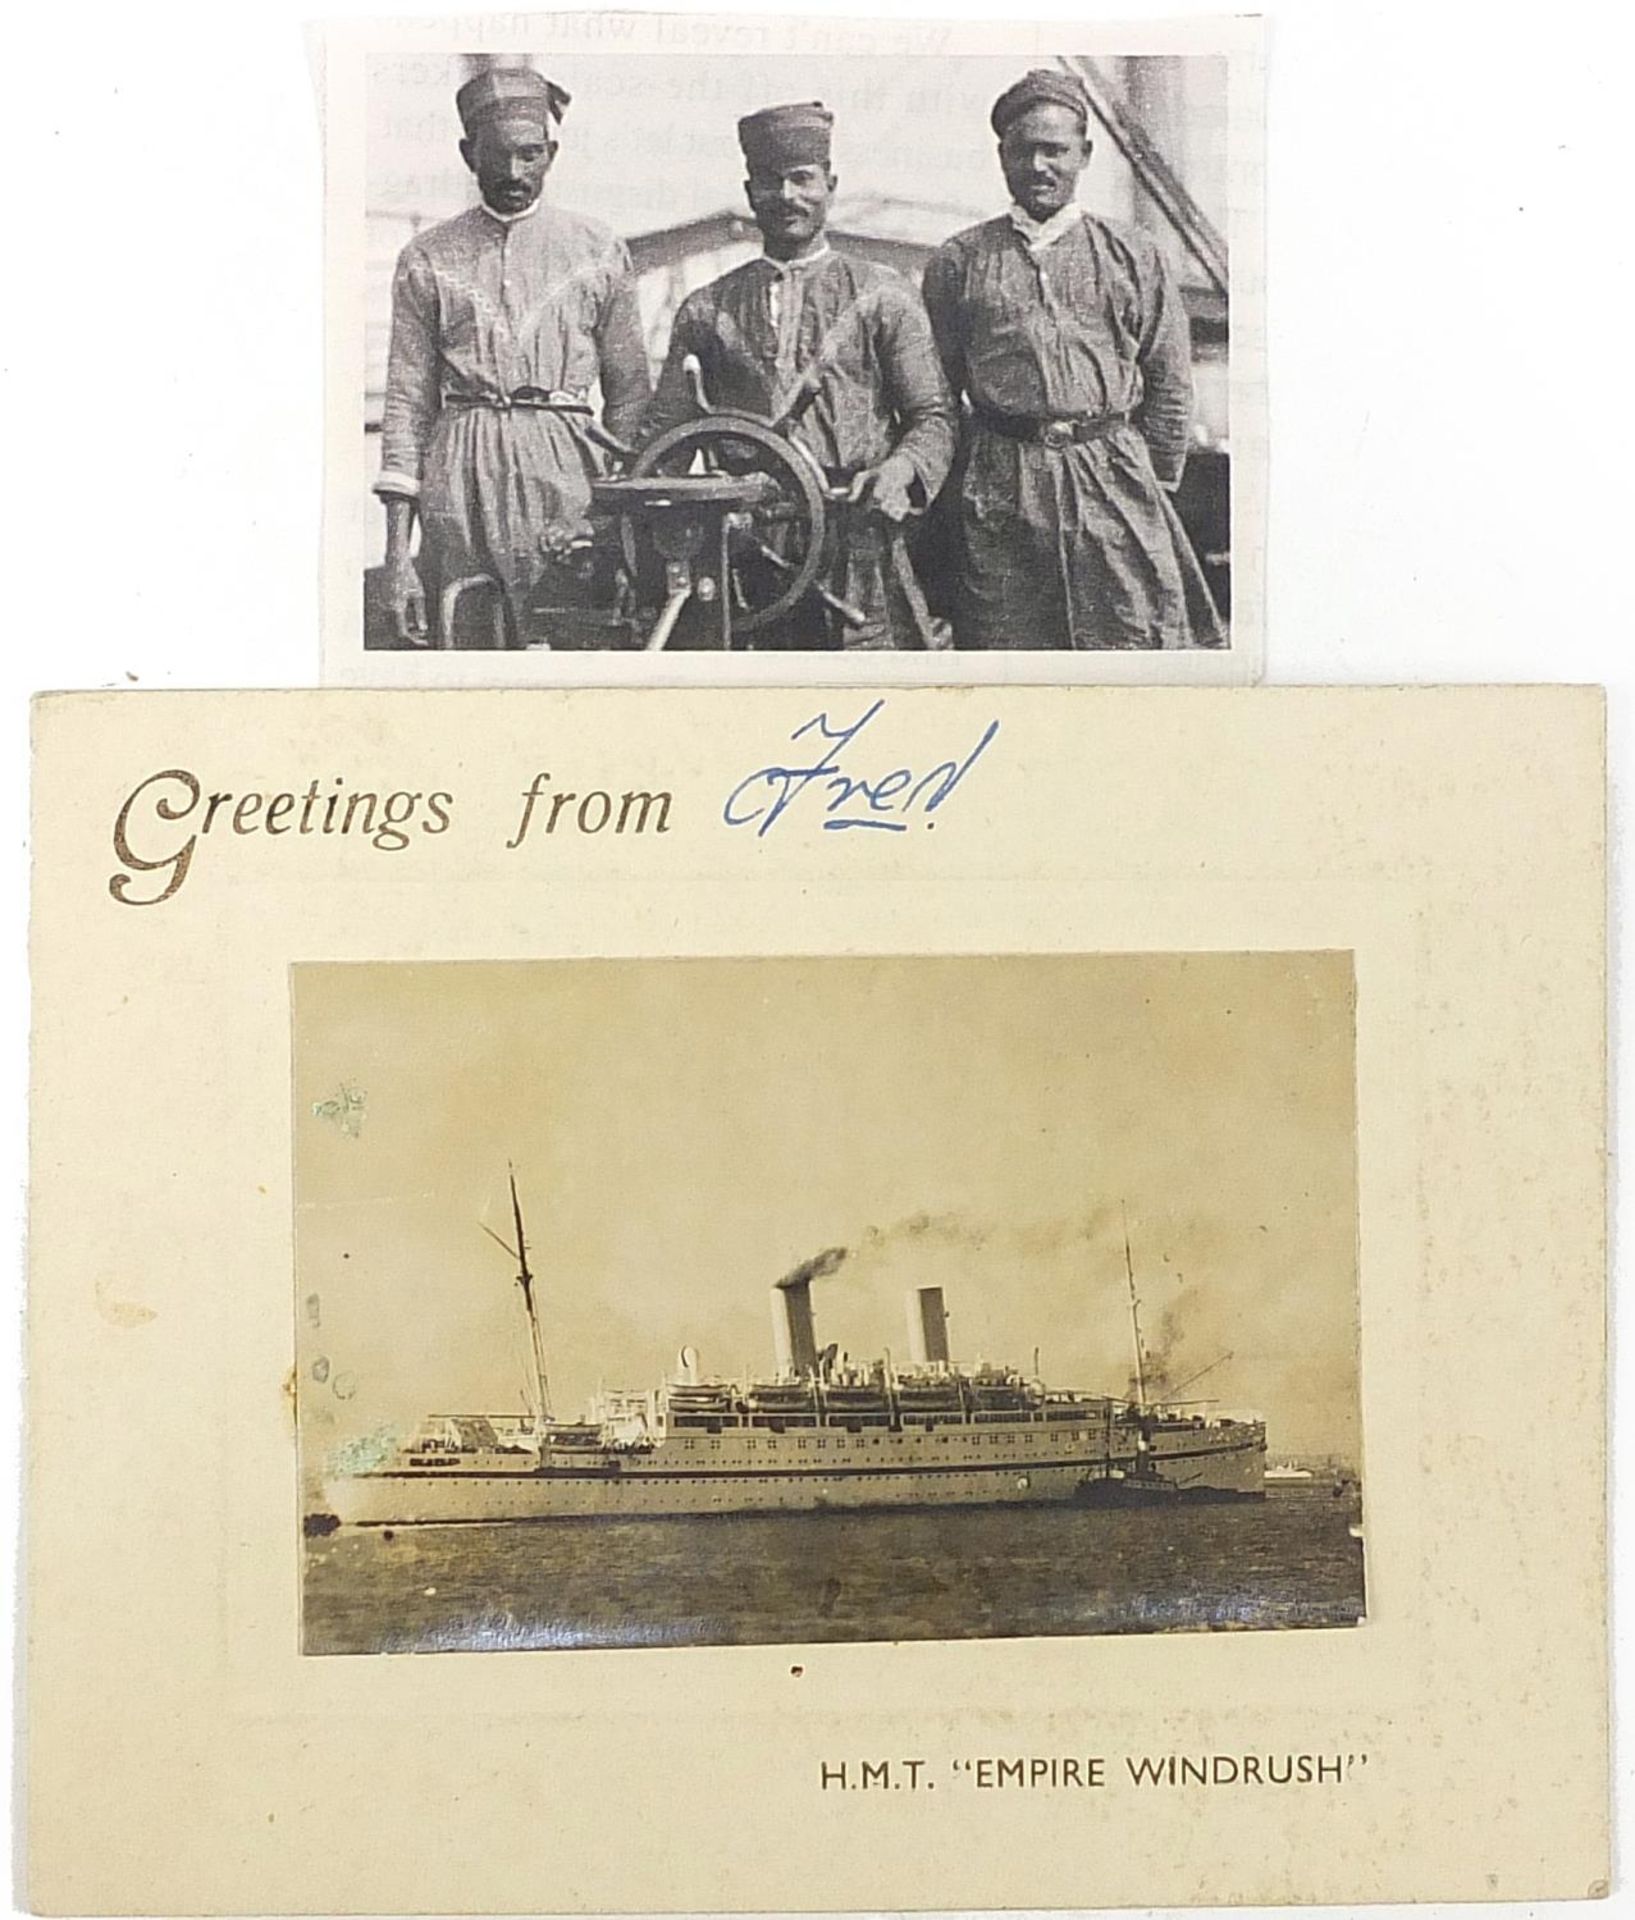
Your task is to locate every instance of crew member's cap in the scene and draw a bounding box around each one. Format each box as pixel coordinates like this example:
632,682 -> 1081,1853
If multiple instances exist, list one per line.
738,101 -> 834,171
456,65 -> 571,136
990,68 -> 1092,137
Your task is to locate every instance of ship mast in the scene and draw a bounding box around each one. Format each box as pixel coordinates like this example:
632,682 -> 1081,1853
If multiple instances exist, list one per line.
1122,1204 -> 1148,1414
483,1167 -> 554,1429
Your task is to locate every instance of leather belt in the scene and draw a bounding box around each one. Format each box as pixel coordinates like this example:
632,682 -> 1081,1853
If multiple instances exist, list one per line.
975,407 -> 1132,449
443,387 -> 591,413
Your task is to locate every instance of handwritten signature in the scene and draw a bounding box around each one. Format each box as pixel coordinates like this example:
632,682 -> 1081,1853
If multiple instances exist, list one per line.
723,700 -> 999,838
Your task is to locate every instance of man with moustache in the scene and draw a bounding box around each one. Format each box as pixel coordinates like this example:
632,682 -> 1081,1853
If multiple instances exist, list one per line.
375,66 -> 651,646
922,69 -> 1224,650
642,102 -> 955,649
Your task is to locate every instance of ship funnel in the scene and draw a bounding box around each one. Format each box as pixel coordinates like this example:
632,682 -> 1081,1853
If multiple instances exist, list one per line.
677,1344 -> 700,1385
771,1246 -> 844,1379
771,1282 -> 819,1377
906,1286 -> 950,1365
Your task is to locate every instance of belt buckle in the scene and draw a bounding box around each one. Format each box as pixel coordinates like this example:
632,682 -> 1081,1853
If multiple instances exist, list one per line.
1039,419 -> 1074,451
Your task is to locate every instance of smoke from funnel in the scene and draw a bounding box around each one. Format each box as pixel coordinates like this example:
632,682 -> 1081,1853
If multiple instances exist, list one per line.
776,1246 -> 847,1290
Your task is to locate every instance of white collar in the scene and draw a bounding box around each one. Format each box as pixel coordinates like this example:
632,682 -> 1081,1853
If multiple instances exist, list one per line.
758,240 -> 832,275
1007,202 -> 1083,254
480,199 -> 541,227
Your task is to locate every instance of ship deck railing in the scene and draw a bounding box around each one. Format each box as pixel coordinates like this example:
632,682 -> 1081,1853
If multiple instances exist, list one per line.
664,1406 -> 1121,1436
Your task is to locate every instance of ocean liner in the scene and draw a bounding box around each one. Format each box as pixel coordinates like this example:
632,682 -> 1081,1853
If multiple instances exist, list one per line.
316,1178 -> 1266,1528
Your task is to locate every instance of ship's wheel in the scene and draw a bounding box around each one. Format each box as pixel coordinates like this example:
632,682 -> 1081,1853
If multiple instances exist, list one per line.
628,414 -> 832,636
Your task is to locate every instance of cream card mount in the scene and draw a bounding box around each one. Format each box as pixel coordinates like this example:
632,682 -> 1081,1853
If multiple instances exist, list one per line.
28,687 -> 1605,1911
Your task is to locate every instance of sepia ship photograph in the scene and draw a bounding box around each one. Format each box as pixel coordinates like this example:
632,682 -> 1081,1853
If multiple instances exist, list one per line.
295,953 -> 1364,1653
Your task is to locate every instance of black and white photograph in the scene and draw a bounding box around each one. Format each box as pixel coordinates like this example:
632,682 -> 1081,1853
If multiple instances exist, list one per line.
323,16 -> 1262,681
297,953 -> 1362,1655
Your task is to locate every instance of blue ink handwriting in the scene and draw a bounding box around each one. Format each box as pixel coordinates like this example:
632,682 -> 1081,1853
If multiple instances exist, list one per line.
723,700 -> 999,838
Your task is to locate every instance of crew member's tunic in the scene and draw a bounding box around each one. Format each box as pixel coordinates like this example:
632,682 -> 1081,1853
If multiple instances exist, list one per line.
376,202 -> 651,635
642,248 -> 955,649
922,211 -> 1224,650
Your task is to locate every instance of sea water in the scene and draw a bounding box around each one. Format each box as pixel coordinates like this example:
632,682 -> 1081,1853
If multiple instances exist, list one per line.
302,1483 -> 1365,1654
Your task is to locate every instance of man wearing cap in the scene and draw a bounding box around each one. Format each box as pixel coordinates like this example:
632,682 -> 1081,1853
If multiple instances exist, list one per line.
375,66 -> 651,646
641,102 -> 955,650
922,69 -> 1223,650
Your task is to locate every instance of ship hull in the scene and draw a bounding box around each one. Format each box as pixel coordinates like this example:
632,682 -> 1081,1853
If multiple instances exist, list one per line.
322,1425 -> 1266,1527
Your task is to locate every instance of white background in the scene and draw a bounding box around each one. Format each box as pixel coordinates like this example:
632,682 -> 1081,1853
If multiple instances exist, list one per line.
3,1 -> 1626,1915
